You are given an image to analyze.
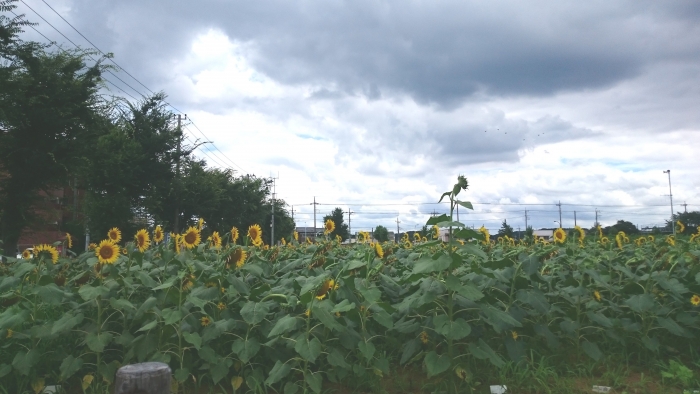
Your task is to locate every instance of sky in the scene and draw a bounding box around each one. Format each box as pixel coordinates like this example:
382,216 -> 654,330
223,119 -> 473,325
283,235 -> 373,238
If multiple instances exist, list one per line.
11,0 -> 700,234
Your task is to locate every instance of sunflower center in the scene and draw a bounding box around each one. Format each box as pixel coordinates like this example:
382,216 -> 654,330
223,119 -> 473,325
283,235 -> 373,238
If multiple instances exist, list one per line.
100,246 -> 114,259
185,231 -> 197,244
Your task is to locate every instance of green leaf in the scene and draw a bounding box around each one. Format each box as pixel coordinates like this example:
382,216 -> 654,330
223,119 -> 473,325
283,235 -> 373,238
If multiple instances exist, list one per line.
345,260 -> 366,270
162,309 -> 183,325
0,364 -> 11,378
85,332 -> 113,352
424,351 -> 451,377
456,200 -> 474,210
331,299 -> 356,313
444,275 -> 484,300
268,315 -> 299,337
240,301 -> 270,325
265,360 -> 292,386
358,341 -> 376,361
433,315 -> 471,340
174,368 -> 190,383
0,308 -> 29,330
59,356 -> 82,381
657,317 -> 687,337
284,382 -> 299,394
312,305 -> 343,331
109,298 -> 135,310
78,285 -> 109,301
152,279 -> 176,290
183,332 -> 202,350
305,371 -> 322,394
198,346 -> 219,364
51,312 -> 84,335
434,221 -> 465,228
327,347 -> 350,368
295,335 -> 322,363
136,271 -> 157,287
426,214 -> 450,225
231,338 -> 261,363
641,336 -> 660,351
625,294 -> 655,313
400,339 -> 420,365
210,362 -> 229,384
137,320 -> 158,332
581,341 -> 603,361
299,275 -> 328,297
586,311 -> 613,328
481,306 -> 522,328
413,253 -> 451,274
12,349 -> 40,376
135,297 -> 157,317
37,283 -> 65,304
469,339 -> 505,367
372,309 -> 394,329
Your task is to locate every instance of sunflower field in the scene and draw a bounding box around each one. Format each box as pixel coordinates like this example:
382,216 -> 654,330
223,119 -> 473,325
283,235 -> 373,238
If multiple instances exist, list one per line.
2,178 -> 700,394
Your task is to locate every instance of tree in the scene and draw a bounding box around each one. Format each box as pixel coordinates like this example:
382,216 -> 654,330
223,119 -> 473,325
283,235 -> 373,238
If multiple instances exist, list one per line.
0,12 -> 108,254
666,211 -> 700,234
497,219 -> 514,238
604,220 -> 639,235
525,226 -> 534,238
322,207 -> 349,241
374,225 -> 389,242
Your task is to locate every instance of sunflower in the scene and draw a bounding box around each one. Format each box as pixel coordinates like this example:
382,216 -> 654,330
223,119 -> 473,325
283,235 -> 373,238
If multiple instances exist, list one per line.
226,248 -> 247,269
420,331 -> 429,344
553,228 -> 566,244
96,240 -> 119,264
107,227 -> 122,243
304,309 -> 311,317
647,235 -> 655,242
666,235 -> 676,246
593,290 -> 602,302
404,240 -> 412,249
134,229 -> 151,253
335,234 -> 342,243
88,243 -> 97,251
574,226 -> 585,242
174,234 -> 181,254
231,226 -> 239,243
34,244 -> 59,264
21,249 -> 32,259
201,316 -> 211,327
374,242 -> 384,259
691,295 -> 700,306
677,220 -> 686,233
281,237 -> 286,246
65,233 -> 73,249
600,236 -> 610,245
323,219 -> 336,235
357,232 -> 366,243
6,329 -> 13,338
316,279 -> 335,300
597,225 -> 603,238
217,302 -> 226,311
306,237 -> 312,244
615,233 -> 624,250
182,226 -> 201,249
414,232 -> 421,242
293,231 -> 299,242
210,231 -> 222,250
198,218 -> 205,231
247,224 -> 263,246
478,226 -> 490,245
431,225 -> 440,239
511,331 -> 519,340
422,236 -> 428,242
153,226 -> 164,243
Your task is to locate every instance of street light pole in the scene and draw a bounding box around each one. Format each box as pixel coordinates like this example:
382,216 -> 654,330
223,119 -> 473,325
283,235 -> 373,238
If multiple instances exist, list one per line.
663,170 -> 675,235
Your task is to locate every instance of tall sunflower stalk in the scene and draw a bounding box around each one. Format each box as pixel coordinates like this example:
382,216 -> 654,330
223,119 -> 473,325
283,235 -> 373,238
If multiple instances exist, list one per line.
437,175 -> 471,244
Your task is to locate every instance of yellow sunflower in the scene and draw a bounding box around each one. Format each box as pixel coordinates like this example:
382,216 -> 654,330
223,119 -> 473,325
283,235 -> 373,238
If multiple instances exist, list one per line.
420,331 -> 429,344
511,331 -> 519,340
95,240 -> 119,264
88,243 -> 97,251
226,248 -> 247,269
247,224 -> 263,246
600,236 -> 610,245
357,231 -> 366,243
647,235 -> 655,242
153,225 -> 164,243
182,226 -> 201,249
293,230 -> 299,242
174,234 -> 181,254
316,279 -> 335,300
553,228 -> 566,244
21,249 -> 32,259
478,226 -> 490,245
593,290 -> 602,302
281,237 -> 286,246
335,234 -> 342,243
615,233 -> 624,249
574,226 -> 585,242
198,218 -> 205,231
691,295 -> 700,306
65,233 -> 73,249
201,316 -> 211,327
210,231 -> 222,250
431,225 -> 440,239
666,235 -> 676,246
34,244 -> 59,264
217,302 -> 226,311
324,219 -> 335,235
231,226 -> 239,243
597,225 -> 603,238
374,242 -> 384,259
414,232 -> 421,241
107,227 -> 122,243
677,220 -> 686,233
134,229 -> 151,253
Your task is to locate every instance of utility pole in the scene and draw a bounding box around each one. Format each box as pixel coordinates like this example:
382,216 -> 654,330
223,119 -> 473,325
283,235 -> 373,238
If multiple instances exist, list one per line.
574,211 -> 577,227
396,217 -> 401,243
173,114 -> 186,233
595,209 -> 599,227
682,201 -> 688,213
311,197 -> 319,239
663,170 -> 675,235
557,201 -> 562,228
524,209 -> 529,229
270,174 -> 279,245
291,205 -> 295,222
456,204 -> 459,222
348,209 -> 355,241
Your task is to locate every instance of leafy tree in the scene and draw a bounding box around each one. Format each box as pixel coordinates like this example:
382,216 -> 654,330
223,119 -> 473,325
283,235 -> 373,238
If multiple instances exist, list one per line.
604,220 -> 639,235
666,211 -> 700,234
497,219 -> 514,238
374,225 -> 389,242
525,226 -> 534,238
323,207 -> 349,241
0,12 -> 108,254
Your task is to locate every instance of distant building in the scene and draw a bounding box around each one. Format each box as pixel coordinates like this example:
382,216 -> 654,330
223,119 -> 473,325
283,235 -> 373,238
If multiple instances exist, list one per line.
295,227 -> 319,243
533,229 -> 553,241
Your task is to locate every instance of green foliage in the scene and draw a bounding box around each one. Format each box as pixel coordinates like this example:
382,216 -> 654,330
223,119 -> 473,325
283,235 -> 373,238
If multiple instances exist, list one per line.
322,207 -> 349,241
374,225 -> 389,242
497,219 -> 514,238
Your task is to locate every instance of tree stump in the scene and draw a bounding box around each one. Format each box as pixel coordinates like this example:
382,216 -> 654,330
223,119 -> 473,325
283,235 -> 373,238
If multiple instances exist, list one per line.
114,362 -> 171,394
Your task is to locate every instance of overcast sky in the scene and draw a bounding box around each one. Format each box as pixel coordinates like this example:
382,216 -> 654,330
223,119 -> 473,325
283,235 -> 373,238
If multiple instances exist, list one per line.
13,0 -> 700,234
